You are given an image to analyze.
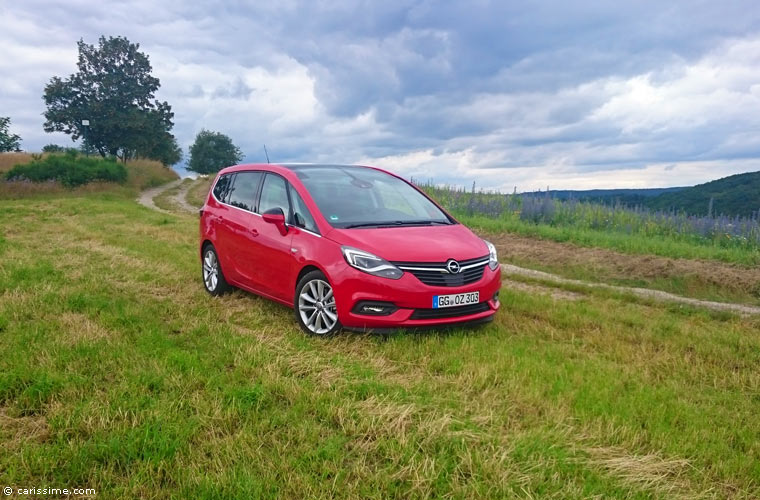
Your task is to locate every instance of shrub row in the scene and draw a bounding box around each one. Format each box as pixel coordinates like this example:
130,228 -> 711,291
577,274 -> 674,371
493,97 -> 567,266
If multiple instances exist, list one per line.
4,152 -> 127,187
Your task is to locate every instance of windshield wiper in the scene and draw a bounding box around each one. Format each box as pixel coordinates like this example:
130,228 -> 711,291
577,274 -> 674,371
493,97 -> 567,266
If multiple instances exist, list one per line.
343,220 -> 451,229
343,222 -> 387,229
394,220 -> 451,226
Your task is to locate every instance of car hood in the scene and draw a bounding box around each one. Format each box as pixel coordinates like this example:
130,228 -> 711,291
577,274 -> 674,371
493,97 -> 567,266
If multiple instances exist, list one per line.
326,224 -> 488,262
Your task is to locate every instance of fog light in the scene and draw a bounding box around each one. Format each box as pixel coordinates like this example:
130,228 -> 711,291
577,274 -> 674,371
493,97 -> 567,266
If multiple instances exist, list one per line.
493,292 -> 499,303
353,301 -> 397,316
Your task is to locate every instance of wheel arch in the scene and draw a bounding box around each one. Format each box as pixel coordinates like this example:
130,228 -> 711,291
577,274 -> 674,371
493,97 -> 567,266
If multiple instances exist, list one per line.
294,263 -> 336,300
201,239 -> 214,258
295,264 -> 323,290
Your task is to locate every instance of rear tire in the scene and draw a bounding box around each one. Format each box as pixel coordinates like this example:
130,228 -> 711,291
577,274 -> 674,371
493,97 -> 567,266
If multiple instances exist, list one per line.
294,270 -> 341,336
202,244 -> 231,296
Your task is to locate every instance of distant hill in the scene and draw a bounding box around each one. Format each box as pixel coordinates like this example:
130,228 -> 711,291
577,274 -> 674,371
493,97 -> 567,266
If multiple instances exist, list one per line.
645,170 -> 760,217
541,187 -> 684,206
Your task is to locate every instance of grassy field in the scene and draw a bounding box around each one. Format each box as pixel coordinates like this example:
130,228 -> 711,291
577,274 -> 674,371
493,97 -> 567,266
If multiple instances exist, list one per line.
484,231 -> 760,307
1,187 -> 759,498
462,214 -> 760,267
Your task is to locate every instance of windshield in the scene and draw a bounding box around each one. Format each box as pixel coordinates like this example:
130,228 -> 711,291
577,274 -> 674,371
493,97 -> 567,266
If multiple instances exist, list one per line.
291,166 -> 452,229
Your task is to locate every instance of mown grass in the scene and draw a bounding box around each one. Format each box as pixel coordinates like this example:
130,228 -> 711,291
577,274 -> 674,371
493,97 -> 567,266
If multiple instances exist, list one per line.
0,193 -> 759,498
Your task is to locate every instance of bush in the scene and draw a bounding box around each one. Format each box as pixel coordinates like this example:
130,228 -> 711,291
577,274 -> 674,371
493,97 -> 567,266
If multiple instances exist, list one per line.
4,151 -> 127,187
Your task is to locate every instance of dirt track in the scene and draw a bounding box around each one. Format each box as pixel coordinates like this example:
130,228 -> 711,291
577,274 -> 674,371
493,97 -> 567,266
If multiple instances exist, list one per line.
137,178 -> 197,214
500,264 -> 760,316
173,180 -> 200,213
137,179 -> 182,213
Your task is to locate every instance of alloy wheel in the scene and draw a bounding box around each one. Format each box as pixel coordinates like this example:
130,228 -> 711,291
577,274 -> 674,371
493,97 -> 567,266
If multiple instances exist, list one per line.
298,279 -> 338,335
203,249 -> 219,292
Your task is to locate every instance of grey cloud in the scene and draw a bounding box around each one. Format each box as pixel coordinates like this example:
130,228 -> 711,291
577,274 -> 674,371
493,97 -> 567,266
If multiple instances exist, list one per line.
2,0 -> 760,188
211,78 -> 254,99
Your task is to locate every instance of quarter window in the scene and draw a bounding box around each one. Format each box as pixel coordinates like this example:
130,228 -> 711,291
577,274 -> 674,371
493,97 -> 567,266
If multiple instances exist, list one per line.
227,171 -> 263,212
258,174 -> 290,215
290,188 -> 319,233
212,174 -> 233,203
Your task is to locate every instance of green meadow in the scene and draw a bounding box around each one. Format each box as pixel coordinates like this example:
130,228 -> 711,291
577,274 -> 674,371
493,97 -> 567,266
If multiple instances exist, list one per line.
0,184 -> 758,498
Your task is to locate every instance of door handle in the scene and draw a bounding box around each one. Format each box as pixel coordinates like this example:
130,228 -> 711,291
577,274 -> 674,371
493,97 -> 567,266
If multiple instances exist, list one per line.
249,228 -> 259,236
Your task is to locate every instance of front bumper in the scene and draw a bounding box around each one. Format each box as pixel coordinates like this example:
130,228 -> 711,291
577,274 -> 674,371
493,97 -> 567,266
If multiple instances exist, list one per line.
328,262 -> 501,330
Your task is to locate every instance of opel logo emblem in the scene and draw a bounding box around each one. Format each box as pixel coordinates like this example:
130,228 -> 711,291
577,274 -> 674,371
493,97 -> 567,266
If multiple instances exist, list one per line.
446,259 -> 461,274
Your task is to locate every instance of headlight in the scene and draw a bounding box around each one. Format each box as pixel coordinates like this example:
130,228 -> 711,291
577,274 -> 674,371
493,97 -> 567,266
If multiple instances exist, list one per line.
484,240 -> 498,270
341,246 -> 403,280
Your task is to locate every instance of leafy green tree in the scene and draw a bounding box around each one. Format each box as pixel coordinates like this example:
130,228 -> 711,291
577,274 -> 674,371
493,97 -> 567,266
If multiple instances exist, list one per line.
42,144 -> 65,153
42,36 -> 179,164
144,131 -> 182,166
0,117 -> 22,152
188,130 -> 243,174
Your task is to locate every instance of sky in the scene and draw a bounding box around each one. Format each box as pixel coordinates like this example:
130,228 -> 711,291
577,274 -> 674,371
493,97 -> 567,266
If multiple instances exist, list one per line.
2,1 -> 760,191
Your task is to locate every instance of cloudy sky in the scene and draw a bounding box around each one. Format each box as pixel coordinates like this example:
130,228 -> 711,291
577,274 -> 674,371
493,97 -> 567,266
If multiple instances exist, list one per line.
2,1 -> 760,190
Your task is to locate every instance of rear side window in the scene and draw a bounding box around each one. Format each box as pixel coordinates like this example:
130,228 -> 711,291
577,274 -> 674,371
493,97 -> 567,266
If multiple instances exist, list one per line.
212,174 -> 233,203
290,188 -> 319,234
258,174 -> 290,215
227,171 -> 263,212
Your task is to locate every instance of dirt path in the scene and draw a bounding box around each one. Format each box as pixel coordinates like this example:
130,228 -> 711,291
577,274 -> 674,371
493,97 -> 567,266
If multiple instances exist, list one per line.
502,277 -> 584,301
137,179 -> 182,213
501,263 -> 760,316
174,179 -> 200,213
137,178 -> 198,214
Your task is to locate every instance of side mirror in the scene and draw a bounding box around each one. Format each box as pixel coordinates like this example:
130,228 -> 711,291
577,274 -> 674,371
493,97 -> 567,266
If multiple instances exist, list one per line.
262,207 -> 288,235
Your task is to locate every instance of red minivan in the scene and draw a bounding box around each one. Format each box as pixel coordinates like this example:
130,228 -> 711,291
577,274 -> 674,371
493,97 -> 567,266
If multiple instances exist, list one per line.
199,164 -> 501,335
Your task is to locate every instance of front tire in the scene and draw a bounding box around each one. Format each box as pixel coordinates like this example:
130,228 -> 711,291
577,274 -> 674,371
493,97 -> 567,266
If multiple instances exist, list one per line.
202,244 -> 231,296
295,270 -> 341,336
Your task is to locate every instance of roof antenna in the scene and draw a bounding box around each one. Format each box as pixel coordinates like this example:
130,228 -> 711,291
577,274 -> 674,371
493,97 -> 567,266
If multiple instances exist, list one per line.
263,145 -> 270,164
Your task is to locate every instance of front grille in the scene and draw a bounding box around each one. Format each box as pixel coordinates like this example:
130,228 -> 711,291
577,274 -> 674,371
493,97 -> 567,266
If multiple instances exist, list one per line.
410,302 -> 490,320
391,255 -> 489,287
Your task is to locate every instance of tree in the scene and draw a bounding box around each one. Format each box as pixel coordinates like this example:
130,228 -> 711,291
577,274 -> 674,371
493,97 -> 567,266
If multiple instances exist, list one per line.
42,144 -> 65,153
42,36 -> 179,164
144,131 -> 182,166
0,117 -> 22,152
188,130 -> 243,174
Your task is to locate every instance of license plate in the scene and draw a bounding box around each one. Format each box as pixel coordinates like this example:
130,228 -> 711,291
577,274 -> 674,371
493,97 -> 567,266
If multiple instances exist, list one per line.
433,291 -> 479,308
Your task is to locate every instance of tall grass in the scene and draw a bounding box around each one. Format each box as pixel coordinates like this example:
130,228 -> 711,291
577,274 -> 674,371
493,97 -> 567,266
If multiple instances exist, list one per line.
124,158 -> 179,190
418,182 -> 760,265
0,152 -> 34,172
